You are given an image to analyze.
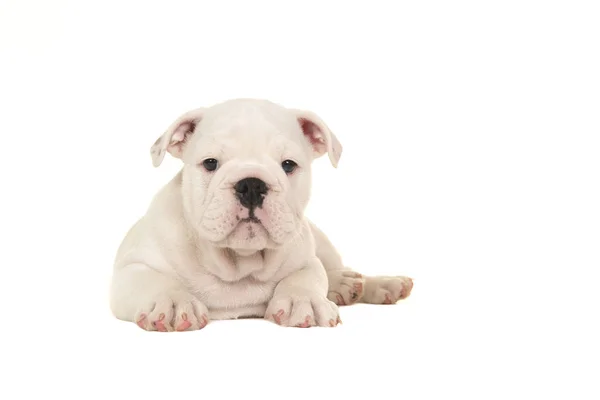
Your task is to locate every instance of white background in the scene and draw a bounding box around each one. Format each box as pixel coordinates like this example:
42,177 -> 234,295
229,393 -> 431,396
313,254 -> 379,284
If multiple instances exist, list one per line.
1,0 -> 599,399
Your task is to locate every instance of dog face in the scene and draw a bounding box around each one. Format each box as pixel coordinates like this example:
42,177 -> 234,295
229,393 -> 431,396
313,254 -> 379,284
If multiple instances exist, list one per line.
150,99 -> 342,253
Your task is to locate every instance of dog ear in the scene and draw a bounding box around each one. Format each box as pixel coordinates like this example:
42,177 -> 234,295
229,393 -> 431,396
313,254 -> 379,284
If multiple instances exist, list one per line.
291,109 -> 343,168
150,108 -> 206,167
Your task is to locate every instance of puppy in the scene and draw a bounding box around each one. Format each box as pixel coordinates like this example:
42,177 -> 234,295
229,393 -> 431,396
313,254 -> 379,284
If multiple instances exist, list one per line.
110,98 -> 413,331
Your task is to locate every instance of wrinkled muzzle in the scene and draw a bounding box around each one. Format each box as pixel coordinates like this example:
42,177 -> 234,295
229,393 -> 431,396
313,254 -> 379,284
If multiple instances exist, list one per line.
193,163 -> 298,250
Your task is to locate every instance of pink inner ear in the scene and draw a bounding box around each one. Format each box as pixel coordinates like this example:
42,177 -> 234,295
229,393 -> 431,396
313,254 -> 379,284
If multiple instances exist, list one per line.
299,118 -> 327,154
170,121 -> 196,145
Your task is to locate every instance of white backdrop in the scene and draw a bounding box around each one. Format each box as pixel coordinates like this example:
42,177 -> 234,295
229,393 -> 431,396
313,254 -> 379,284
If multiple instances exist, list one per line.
1,1 -> 598,399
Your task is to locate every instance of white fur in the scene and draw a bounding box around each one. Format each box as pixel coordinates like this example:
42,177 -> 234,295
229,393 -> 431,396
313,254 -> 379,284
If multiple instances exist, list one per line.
110,98 -> 413,331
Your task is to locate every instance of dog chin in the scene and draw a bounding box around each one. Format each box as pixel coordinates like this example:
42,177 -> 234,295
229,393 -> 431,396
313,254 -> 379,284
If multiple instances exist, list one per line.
221,221 -> 270,252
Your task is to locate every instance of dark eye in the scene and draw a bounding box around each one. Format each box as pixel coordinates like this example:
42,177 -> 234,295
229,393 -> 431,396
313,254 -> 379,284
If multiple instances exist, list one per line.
281,159 -> 298,174
202,158 -> 219,172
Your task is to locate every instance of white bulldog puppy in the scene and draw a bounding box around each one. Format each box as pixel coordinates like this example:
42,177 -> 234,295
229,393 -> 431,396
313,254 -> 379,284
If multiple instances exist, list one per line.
110,98 -> 413,331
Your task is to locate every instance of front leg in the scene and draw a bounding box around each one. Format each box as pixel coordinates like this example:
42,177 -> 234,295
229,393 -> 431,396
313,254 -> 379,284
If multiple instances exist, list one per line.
265,257 -> 341,328
110,263 -> 210,332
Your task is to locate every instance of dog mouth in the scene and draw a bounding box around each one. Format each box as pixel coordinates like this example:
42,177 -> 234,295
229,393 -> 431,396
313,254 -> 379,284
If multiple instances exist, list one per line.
221,217 -> 269,250
237,217 -> 265,240
239,216 -> 261,224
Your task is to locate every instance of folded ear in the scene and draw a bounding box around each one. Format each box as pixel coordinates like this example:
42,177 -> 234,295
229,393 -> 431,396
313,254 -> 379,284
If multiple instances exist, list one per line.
291,109 -> 343,168
150,107 -> 206,167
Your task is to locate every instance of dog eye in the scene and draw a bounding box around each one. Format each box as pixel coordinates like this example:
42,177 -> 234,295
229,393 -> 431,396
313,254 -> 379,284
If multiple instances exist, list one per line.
202,158 -> 219,172
281,160 -> 298,174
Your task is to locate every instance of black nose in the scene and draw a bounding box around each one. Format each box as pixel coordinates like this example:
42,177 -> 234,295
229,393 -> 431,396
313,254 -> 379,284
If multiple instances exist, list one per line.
234,178 -> 268,209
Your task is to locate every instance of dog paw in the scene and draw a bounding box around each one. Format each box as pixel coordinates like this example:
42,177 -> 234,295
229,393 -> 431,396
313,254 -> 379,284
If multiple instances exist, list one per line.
326,270 -> 366,306
134,292 -> 209,332
362,276 -> 414,304
265,291 -> 341,328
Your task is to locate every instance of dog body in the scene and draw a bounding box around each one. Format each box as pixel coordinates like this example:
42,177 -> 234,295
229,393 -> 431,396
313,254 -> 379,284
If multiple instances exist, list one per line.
110,99 -> 413,331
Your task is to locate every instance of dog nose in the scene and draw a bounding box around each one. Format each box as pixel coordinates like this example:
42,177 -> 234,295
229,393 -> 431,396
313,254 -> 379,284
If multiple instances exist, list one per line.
235,177 -> 268,208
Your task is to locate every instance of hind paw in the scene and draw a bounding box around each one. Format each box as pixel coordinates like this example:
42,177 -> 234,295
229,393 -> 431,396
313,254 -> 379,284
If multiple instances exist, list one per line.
327,270 -> 366,306
362,276 -> 414,304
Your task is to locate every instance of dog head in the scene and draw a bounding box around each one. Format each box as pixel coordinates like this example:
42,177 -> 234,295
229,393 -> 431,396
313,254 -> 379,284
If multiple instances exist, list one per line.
150,99 -> 342,254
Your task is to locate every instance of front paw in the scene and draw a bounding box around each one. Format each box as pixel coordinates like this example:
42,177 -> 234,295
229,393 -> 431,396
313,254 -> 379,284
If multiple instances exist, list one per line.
265,291 -> 341,328
134,291 -> 209,332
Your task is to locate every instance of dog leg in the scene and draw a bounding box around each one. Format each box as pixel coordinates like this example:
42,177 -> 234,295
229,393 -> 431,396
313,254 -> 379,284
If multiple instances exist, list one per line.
110,263 -> 209,332
310,221 -> 413,305
264,257 -> 340,327
309,221 -> 366,305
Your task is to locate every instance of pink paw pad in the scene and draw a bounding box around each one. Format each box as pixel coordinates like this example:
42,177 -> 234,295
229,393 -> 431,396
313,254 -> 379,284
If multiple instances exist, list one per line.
199,315 -> 209,329
272,309 -> 285,325
350,282 -> 363,300
136,314 -> 147,329
176,313 -> 192,331
296,316 -> 311,328
400,279 -> 414,299
152,313 -> 167,331
384,293 -> 393,304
